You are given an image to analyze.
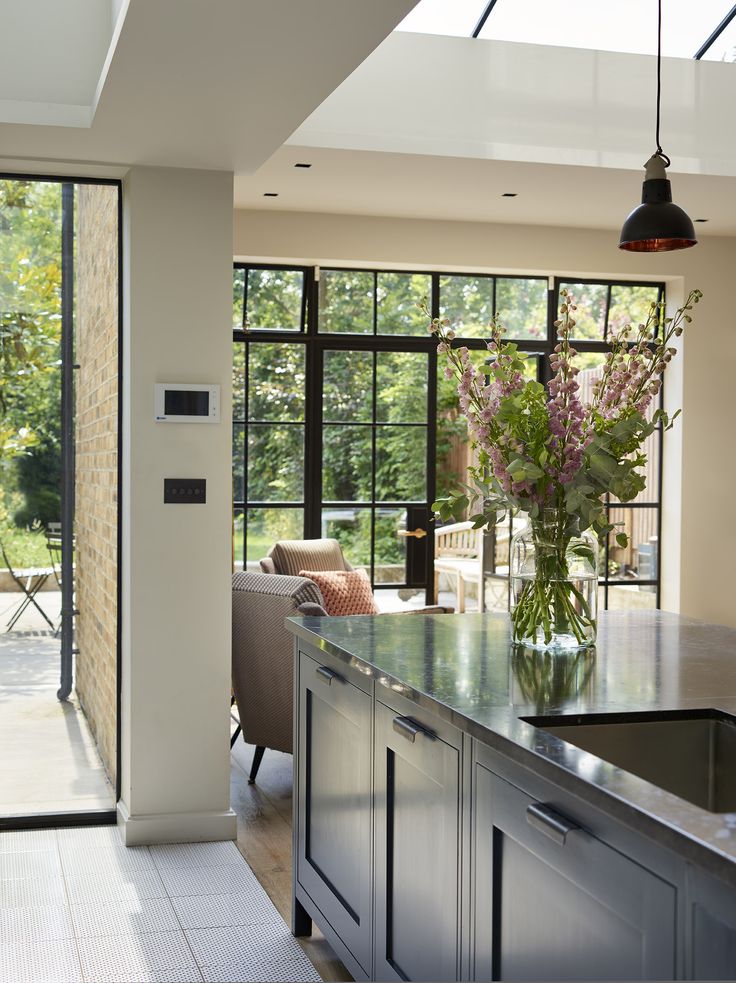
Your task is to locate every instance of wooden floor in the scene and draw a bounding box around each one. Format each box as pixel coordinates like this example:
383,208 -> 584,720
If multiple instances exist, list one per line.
230,738 -> 351,982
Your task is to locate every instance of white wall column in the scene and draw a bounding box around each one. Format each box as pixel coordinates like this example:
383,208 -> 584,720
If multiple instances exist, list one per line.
119,166 -> 235,845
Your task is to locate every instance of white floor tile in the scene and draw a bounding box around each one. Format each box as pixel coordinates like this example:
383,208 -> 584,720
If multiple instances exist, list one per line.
56,826 -> 123,850
0,936 -> 81,982
64,868 -> 166,904
0,904 -> 73,944
158,864 -> 259,899
0,876 -> 66,910
188,926 -> 320,982
171,890 -> 278,930
0,831 -> 57,855
0,850 -> 62,881
84,970 -> 203,983
70,896 -> 180,939
77,929 -> 201,979
59,841 -> 155,876
150,840 -> 243,872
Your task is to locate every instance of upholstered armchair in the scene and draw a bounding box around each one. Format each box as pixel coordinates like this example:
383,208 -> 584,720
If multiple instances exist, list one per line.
259,538 -> 452,615
231,571 -> 327,785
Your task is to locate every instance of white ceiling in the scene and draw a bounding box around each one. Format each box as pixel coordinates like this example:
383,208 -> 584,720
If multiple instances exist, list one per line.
1,2 -> 735,238
230,30 -> 736,234
0,0 -> 416,172
233,146 -> 734,234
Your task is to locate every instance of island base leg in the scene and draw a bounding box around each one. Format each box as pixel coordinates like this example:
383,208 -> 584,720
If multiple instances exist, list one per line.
292,895 -> 312,937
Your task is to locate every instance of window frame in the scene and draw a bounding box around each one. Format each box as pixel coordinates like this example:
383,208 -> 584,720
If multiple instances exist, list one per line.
233,263 -> 666,609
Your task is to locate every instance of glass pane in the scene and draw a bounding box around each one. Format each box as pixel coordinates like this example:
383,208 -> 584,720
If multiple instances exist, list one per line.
319,269 -> 373,333
560,282 -> 607,341
323,350 -> 372,422
439,275 -> 494,338
397,0 -> 489,37
606,584 -> 657,611
377,352 -> 427,423
702,15 -> 736,61
573,351 -> 607,404
233,509 -> 244,570
246,508 -> 303,563
607,507 -> 658,583
375,425 -> 427,502
435,353 -> 489,502
322,425 -> 372,502
374,509 -> 407,585
321,508 -> 371,570
376,272 -> 432,335
233,268 -> 245,329
247,424 -> 304,502
233,426 -> 244,501
248,343 -> 305,422
477,0 -> 733,58
610,399 -> 660,505
495,278 -> 547,341
233,342 -> 245,421
609,285 -> 662,340
246,268 -> 304,331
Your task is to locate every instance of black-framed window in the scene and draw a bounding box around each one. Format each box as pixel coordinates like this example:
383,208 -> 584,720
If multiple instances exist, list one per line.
232,264 -> 665,610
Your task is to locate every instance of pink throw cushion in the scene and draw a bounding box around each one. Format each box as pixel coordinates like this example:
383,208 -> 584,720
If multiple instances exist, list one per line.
298,568 -> 379,617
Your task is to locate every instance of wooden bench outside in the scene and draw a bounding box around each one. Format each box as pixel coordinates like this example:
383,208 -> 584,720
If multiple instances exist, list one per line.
433,521 -> 484,614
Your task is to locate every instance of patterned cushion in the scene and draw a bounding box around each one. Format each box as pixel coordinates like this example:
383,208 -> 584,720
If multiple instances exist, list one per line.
270,539 -> 348,577
298,568 -> 379,617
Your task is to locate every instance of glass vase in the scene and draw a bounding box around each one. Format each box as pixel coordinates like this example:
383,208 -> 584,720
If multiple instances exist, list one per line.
509,509 -> 598,650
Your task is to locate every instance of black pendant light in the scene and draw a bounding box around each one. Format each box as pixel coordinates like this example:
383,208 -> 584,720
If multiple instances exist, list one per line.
619,0 -> 697,252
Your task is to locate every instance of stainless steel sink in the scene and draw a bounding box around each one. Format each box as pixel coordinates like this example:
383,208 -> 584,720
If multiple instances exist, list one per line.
522,709 -> 736,813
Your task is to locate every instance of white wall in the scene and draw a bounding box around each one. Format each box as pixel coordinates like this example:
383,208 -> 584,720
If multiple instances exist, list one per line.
119,166 -> 235,845
234,209 -> 736,628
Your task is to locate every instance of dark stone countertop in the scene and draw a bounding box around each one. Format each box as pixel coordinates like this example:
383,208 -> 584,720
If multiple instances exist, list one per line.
287,610 -> 736,884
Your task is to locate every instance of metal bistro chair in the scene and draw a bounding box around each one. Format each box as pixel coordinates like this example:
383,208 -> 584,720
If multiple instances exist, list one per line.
0,538 -> 55,632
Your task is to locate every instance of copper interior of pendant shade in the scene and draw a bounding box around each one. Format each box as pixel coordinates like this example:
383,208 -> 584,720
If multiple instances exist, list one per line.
620,237 -> 697,252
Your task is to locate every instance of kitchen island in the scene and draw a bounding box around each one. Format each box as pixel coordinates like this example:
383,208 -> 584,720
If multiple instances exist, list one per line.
287,610 -> 736,981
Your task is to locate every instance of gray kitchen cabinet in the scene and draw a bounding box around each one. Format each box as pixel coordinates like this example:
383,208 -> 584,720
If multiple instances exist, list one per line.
295,650 -> 373,977
688,865 -> 736,980
472,761 -> 677,981
373,697 -> 463,982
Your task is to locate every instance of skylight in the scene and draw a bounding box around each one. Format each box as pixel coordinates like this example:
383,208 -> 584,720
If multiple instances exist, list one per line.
396,0 -> 736,61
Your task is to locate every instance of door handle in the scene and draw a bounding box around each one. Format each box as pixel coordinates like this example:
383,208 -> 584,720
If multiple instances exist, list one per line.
398,528 -> 427,539
526,802 -> 579,846
316,666 -> 343,685
392,715 -> 435,743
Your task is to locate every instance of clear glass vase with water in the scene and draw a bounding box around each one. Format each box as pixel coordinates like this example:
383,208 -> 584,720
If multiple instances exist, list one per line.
510,509 -> 598,650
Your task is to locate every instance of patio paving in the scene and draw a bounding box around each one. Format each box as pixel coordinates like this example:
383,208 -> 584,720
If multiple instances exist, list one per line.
0,592 -> 115,819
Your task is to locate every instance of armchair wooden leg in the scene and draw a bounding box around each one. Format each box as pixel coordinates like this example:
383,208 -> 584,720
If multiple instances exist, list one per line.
230,724 -> 242,748
248,745 -> 266,785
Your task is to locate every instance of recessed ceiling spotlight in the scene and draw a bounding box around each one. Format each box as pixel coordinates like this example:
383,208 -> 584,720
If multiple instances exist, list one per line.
694,218 -> 709,223
502,192 -> 518,197
294,163 -> 312,168
263,192 -> 279,197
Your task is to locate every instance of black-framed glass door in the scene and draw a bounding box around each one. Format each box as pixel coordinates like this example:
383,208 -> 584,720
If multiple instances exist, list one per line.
319,346 -> 434,597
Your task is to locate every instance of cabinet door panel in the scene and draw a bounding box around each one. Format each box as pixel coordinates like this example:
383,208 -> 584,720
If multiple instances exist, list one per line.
689,866 -> 736,979
473,764 -> 676,981
297,652 -> 372,975
375,700 -> 461,982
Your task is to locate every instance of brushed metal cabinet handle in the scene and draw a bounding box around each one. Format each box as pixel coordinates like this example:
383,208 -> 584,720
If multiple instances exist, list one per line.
316,666 -> 343,685
392,715 -> 437,743
526,802 -> 579,846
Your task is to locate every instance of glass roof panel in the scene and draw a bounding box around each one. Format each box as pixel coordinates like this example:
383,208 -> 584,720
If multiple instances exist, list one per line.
700,14 -> 736,60
396,0 -> 489,37
398,0 -> 735,61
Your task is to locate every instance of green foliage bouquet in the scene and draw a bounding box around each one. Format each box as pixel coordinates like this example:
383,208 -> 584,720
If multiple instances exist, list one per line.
427,287 -> 702,649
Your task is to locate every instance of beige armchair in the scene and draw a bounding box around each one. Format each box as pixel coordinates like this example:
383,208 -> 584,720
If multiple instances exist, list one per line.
260,538 -> 452,615
231,571 -> 327,785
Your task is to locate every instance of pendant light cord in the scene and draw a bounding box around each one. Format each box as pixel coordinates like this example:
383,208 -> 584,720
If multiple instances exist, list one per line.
655,0 -> 671,167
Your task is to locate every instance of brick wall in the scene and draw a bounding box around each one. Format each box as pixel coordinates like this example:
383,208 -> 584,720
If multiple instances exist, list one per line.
75,184 -> 119,784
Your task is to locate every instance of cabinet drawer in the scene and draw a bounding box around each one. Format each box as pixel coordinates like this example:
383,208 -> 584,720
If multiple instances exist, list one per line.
296,651 -> 373,976
374,699 -> 462,982
473,764 -> 677,981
